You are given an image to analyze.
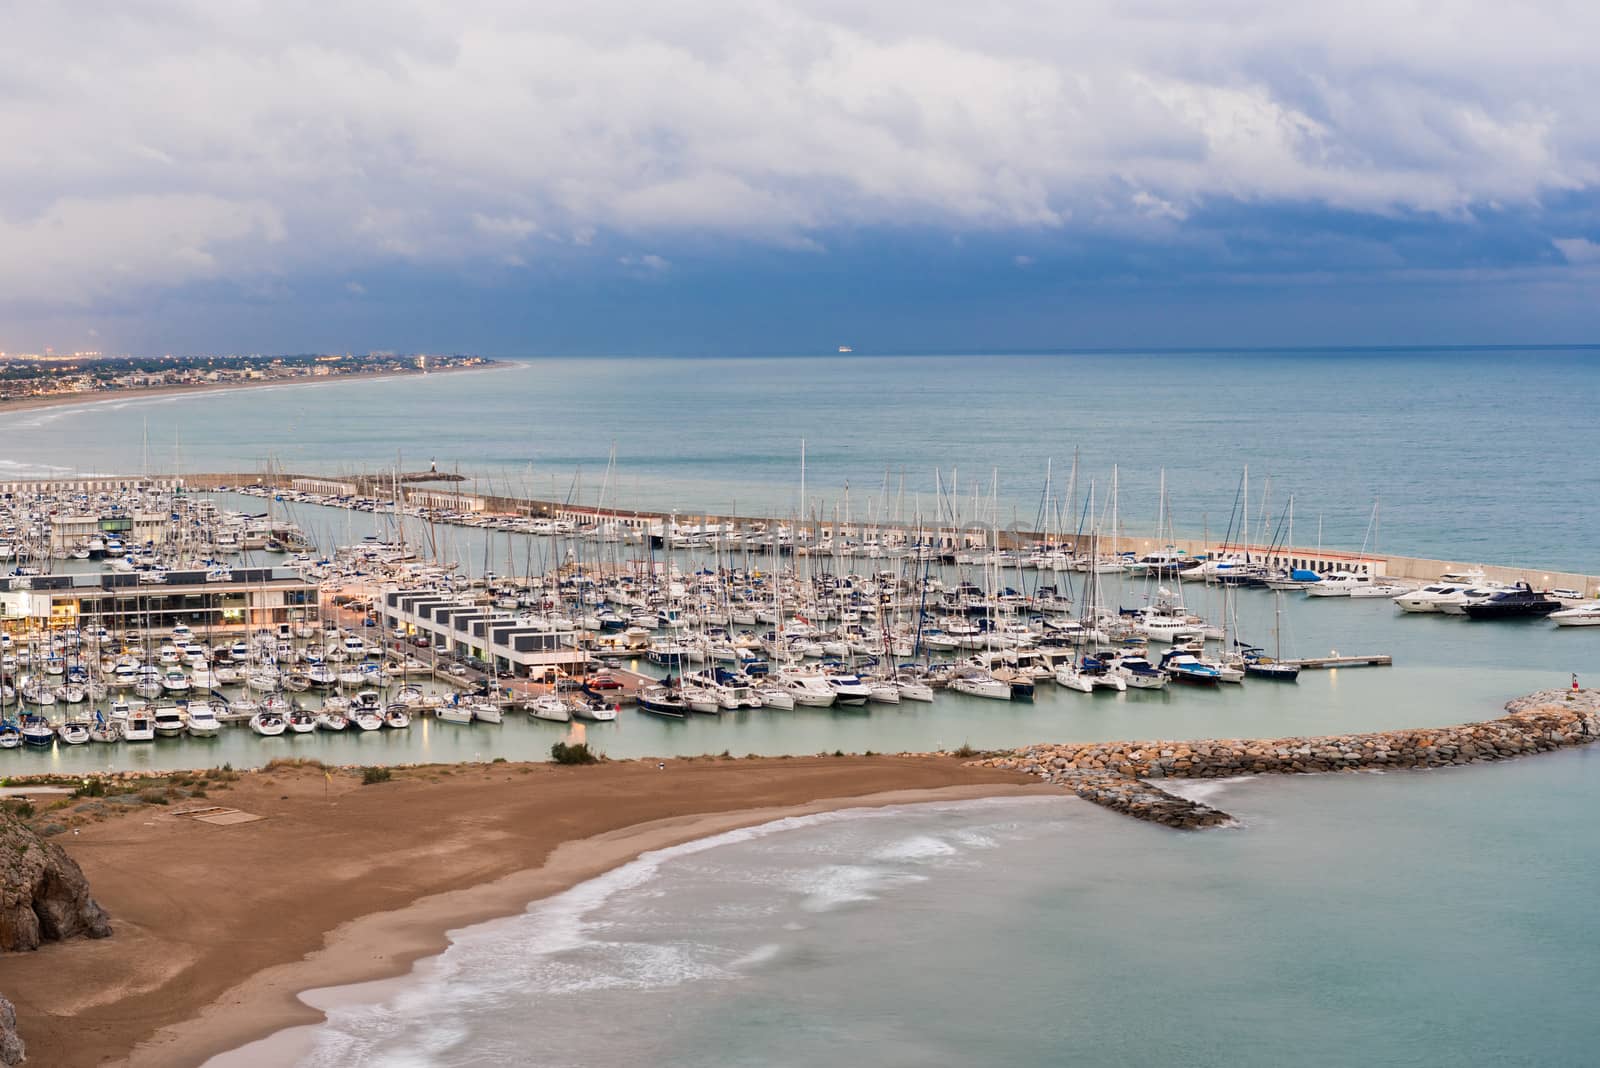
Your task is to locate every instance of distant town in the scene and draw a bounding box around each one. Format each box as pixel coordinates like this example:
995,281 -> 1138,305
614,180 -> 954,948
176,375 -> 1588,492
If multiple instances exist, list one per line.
0,351 -> 496,403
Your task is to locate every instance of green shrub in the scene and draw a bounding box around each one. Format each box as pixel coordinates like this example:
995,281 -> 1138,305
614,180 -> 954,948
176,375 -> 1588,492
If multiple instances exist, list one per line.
550,741 -> 599,765
361,766 -> 393,785
950,743 -> 978,758
266,757 -> 325,771
74,779 -> 107,798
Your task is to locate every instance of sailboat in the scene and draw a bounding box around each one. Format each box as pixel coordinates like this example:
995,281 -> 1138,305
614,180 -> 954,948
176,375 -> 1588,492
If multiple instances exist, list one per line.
1242,591 -> 1301,681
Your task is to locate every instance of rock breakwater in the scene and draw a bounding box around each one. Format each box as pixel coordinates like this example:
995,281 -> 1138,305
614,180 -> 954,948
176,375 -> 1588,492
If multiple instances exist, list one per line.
975,689 -> 1600,829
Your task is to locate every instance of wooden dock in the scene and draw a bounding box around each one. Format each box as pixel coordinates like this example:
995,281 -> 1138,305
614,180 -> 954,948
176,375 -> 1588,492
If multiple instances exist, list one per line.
1283,654 -> 1393,669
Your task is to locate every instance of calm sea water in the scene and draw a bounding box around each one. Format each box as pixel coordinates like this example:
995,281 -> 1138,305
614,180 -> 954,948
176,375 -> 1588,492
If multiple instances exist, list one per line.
16,351 -> 1593,1066
3,348 -> 1597,570
243,756 -> 1600,1068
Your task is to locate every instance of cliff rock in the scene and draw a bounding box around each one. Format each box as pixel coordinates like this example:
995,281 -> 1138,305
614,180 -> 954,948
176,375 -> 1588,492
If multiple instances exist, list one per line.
0,808 -> 112,952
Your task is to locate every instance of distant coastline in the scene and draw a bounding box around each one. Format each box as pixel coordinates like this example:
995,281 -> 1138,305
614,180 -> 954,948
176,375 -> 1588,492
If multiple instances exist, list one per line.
0,359 -> 505,419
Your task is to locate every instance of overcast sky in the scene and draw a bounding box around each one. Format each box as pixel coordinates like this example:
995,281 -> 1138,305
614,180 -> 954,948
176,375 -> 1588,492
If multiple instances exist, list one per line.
3,1 -> 1598,354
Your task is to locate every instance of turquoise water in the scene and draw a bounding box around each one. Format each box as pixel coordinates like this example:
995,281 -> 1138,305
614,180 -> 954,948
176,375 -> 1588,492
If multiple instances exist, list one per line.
14,351 -> 1594,1067
261,754 -> 1600,1067
4,348 -> 1597,570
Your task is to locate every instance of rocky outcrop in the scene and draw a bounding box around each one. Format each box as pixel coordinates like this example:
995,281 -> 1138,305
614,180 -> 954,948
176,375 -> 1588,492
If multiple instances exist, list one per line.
1,808 -> 112,952
0,994 -> 23,1065
1053,769 -> 1233,830
976,690 -> 1600,829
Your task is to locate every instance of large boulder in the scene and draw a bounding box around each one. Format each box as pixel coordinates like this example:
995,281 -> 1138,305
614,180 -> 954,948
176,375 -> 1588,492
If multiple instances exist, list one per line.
0,993 -> 22,1065
0,808 -> 111,952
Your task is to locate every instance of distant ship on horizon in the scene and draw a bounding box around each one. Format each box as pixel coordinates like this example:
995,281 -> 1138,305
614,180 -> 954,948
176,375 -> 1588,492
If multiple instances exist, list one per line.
837,345 -> 853,353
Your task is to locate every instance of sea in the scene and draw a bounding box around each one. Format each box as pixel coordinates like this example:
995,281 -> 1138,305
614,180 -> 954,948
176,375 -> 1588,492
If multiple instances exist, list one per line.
5,347 -> 1598,569
5,348 -> 1599,1066
232,760 -> 1600,1068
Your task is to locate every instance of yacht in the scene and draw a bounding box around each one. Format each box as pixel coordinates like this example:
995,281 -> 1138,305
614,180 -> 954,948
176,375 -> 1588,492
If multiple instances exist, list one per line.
1126,549 -> 1197,577
1159,650 -> 1223,685
752,683 -> 795,710
637,684 -> 688,718
680,684 -> 723,715
821,667 -> 872,706
684,668 -> 761,710
88,713 -> 122,744
865,677 -> 901,703
1349,581 -> 1412,599
350,705 -> 384,731
316,708 -> 350,731
288,708 -> 318,734
56,718 -> 91,745
527,695 -> 572,723
249,710 -> 287,736
1394,581 -> 1482,613
893,675 -> 935,702
18,713 -> 54,748
435,699 -> 474,725
1305,573 -> 1377,597
466,699 -> 503,725
184,702 -> 223,737
124,709 -> 157,742
1110,654 -> 1170,690
1128,603 -> 1219,643
779,671 -> 839,707
949,669 -> 1011,700
1439,586 -> 1510,616
568,695 -> 618,722
1552,603 -> 1600,627
152,704 -> 187,737
1461,584 -> 1562,620
1264,568 -> 1322,591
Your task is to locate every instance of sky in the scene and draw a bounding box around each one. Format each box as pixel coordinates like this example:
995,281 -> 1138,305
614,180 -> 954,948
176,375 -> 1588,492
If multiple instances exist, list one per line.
2,0 -> 1598,355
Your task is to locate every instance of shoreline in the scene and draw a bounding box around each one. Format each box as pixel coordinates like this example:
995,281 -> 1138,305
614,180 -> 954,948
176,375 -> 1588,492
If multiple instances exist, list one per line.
0,360 -> 507,421
2,756 -> 1040,1067
178,783 -> 1053,1068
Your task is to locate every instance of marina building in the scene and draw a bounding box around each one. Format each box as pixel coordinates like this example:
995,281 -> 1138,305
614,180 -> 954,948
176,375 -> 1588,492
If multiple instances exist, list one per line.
47,512 -> 173,553
380,590 -> 589,676
0,567 -> 319,636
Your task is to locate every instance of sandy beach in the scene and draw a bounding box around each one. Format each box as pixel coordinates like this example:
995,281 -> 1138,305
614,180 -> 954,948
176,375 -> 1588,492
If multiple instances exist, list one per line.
1,756 -> 1044,1067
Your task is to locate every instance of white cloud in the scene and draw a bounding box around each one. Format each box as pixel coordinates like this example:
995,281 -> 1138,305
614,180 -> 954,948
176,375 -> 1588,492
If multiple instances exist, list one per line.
619,253 -> 672,273
0,0 -> 1597,310
345,281 -> 368,295
0,194 -> 283,305
1553,238 -> 1600,264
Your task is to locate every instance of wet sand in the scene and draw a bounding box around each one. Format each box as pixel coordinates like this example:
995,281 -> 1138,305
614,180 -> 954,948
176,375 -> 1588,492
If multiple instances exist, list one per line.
2,756 -> 1043,1067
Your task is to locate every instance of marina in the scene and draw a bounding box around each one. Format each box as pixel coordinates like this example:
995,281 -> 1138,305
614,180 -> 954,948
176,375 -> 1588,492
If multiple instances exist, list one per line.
8,2 -> 1600,1061
0,467 -> 1589,774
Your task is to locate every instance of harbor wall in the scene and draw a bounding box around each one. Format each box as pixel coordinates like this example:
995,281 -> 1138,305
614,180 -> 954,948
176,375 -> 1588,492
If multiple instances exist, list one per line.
980,694 -> 1598,779
970,690 -> 1600,828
